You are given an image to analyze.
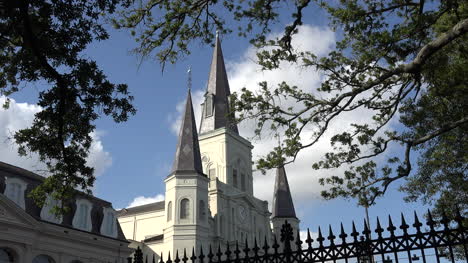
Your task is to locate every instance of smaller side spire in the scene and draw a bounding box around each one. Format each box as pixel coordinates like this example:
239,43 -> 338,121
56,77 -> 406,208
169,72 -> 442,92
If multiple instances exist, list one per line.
272,166 -> 297,219
171,90 -> 204,175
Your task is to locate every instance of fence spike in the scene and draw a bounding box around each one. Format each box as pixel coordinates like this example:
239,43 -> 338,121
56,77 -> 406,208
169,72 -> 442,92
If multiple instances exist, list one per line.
263,235 -> 270,251
272,235 -> 279,254
243,237 -> 251,256
400,213 -> 409,233
375,217 -> 384,236
317,226 -> 324,246
427,209 -> 436,230
306,228 -> 314,248
207,245 -> 213,263
175,250 -> 180,263
199,246 -> 205,263
339,223 -> 347,242
295,230 -> 303,249
215,244 -> 222,262
351,221 -> 359,240
441,211 -> 450,229
159,252 -> 164,263
363,219 -> 371,237
134,247 -> 143,263
167,251 -> 172,263
190,247 -> 196,263
234,240 -> 241,260
413,211 -> 422,231
225,242 -> 231,263
153,253 -> 156,263
387,215 -> 396,234
328,225 -> 336,243
182,248 -> 188,263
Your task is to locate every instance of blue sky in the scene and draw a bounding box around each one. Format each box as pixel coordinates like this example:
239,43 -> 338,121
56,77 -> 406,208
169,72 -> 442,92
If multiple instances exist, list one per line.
0,3 -> 432,239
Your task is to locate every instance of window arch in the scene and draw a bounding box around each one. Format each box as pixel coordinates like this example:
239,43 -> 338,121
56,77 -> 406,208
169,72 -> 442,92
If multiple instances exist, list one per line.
0,248 -> 14,263
40,194 -> 62,224
205,95 -> 213,117
199,200 -> 206,221
33,254 -> 55,263
180,198 -> 190,219
72,199 -> 92,231
167,201 -> 172,222
4,177 -> 27,209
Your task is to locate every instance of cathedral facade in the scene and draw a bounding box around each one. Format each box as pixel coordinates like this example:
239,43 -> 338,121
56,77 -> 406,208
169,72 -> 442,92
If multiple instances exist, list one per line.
117,36 -> 299,258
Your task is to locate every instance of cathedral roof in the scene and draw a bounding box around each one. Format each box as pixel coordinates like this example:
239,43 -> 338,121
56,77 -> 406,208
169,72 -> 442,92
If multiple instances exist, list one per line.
199,34 -> 239,135
171,90 -> 204,175
271,166 -> 297,219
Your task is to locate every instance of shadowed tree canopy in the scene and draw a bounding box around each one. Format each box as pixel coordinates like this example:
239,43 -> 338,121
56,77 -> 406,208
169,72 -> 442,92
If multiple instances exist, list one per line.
0,0 -> 135,214
113,0 -> 467,215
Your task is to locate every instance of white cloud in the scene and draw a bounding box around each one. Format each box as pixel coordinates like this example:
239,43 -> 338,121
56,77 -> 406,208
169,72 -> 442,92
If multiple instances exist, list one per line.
0,96 -> 112,177
169,24 -> 379,207
127,194 -> 165,208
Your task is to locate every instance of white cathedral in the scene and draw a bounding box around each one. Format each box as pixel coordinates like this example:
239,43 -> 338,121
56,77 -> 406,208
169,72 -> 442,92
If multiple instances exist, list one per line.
116,36 -> 300,257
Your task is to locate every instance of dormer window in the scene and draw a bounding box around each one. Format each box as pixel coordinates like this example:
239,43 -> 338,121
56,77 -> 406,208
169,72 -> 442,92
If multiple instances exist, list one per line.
3,177 -> 27,209
40,194 -> 63,224
72,199 -> 92,231
100,207 -> 118,238
205,95 -> 213,117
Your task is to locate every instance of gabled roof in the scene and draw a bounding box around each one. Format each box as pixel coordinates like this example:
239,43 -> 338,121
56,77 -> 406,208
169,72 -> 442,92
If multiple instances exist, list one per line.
199,34 -> 239,135
271,166 -> 297,219
171,90 -> 204,175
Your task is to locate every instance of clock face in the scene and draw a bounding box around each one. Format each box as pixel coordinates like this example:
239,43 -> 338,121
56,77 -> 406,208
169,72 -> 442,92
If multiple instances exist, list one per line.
238,205 -> 247,222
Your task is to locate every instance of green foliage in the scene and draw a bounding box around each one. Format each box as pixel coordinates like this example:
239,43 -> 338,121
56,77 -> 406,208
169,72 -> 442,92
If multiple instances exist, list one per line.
116,0 -> 467,215
1,0 -> 135,213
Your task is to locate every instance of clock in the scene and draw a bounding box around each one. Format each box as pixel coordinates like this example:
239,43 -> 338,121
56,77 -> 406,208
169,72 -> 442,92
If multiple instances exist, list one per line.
238,205 -> 247,222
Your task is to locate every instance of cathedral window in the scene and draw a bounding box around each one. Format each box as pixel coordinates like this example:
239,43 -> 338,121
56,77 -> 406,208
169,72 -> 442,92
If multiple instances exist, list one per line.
167,201 -> 172,221
233,169 -> 238,188
205,95 -> 213,117
241,173 -> 246,191
199,200 -> 206,221
180,198 -> 190,219
208,168 -> 215,187
4,177 -> 27,209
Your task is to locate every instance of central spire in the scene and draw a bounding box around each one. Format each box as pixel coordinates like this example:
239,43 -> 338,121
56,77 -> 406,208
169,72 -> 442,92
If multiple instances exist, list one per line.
272,166 -> 297,219
171,90 -> 204,175
199,34 -> 239,135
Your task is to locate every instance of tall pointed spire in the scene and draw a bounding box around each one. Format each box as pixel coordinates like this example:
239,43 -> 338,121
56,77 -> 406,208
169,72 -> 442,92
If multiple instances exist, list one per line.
171,90 -> 203,175
272,166 -> 297,218
199,33 -> 239,135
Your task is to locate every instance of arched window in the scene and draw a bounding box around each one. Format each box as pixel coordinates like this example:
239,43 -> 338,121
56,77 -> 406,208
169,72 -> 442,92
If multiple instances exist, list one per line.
0,248 -> 14,263
72,199 -> 92,231
205,95 -> 213,117
180,198 -> 190,219
33,254 -> 55,263
199,200 -> 206,221
232,169 -> 238,188
40,194 -> 62,224
100,207 -> 117,238
4,178 -> 27,209
241,173 -> 246,191
167,201 -> 172,222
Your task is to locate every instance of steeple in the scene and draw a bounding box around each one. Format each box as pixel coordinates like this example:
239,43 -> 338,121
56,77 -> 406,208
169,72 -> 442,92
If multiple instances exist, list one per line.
171,90 -> 204,175
199,33 -> 239,135
272,166 -> 297,218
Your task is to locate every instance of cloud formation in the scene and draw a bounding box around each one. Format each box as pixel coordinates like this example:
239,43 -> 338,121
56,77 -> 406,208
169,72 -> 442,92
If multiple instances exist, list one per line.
127,194 -> 165,208
0,96 -> 112,178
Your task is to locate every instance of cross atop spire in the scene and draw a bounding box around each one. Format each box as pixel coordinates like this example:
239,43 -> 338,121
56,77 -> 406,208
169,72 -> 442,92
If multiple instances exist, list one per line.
187,66 -> 192,91
272,166 -> 297,219
199,33 -> 239,135
171,90 -> 204,176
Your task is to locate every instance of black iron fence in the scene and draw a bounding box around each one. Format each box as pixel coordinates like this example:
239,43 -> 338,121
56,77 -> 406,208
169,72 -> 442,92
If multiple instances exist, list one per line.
128,210 -> 467,263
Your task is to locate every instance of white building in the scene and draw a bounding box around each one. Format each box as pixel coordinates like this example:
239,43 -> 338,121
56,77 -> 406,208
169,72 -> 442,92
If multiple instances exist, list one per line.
117,36 -> 300,258
0,161 -> 133,262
